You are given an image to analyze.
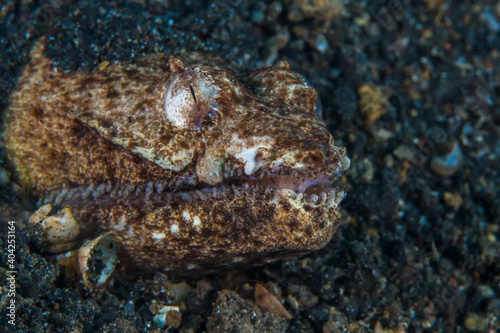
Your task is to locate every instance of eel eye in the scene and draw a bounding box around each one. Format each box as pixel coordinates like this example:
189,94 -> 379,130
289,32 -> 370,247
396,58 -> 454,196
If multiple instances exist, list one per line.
164,70 -> 218,130
189,84 -> 197,104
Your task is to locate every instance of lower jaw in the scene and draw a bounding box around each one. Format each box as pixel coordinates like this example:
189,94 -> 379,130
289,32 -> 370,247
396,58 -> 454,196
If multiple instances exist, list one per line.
104,185 -> 344,273
37,182 -> 346,274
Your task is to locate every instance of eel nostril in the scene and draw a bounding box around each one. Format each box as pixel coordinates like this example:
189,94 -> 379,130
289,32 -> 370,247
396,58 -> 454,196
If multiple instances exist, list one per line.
254,148 -> 271,164
301,150 -> 323,166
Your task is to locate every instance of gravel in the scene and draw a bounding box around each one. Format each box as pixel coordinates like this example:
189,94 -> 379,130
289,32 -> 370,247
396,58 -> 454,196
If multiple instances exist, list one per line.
1,0 -> 499,332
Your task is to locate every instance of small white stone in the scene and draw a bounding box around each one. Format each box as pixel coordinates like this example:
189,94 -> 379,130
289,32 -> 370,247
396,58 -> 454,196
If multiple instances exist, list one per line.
153,306 -> 180,328
151,232 -> 166,241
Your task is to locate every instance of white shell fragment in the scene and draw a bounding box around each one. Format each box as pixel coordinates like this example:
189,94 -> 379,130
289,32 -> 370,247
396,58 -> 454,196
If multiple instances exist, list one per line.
28,204 -> 53,225
77,234 -> 118,288
153,305 -> 181,328
28,204 -> 80,253
56,234 -> 118,290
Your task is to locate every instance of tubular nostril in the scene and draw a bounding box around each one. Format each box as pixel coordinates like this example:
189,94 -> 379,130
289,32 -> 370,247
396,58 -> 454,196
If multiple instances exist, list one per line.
254,148 -> 271,164
301,150 -> 324,166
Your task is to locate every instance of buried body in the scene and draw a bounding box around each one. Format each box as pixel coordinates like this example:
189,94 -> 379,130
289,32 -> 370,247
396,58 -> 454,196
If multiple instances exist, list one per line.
2,39 -> 350,282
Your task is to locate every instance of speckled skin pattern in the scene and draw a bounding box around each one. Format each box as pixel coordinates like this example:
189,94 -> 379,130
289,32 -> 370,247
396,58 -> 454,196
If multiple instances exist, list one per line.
3,40 -> 350,274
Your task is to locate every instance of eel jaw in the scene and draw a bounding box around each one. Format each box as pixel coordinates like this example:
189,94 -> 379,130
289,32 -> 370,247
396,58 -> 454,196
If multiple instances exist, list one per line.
39,174 -> 345,208
37,172 -> 347,274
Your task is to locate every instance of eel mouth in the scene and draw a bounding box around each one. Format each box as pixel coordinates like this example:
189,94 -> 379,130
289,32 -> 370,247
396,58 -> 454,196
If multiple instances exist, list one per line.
40,172 -> 345,208
235,174 -> 332,195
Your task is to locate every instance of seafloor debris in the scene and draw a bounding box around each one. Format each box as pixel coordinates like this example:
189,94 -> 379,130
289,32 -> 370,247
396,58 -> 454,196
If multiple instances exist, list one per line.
28,204 -> 80,253
430,141 -> 463,177
57,234 -> 118,290
286,0 -> 344,23
358,83 -> 392,128
2,0 -> 499,331
153,305 -> 182,329
255,283 -> 292,320
207,289 -> 287,333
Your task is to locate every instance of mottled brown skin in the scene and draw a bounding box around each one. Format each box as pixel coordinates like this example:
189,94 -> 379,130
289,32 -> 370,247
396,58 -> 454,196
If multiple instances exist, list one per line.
3,40 -> 350,274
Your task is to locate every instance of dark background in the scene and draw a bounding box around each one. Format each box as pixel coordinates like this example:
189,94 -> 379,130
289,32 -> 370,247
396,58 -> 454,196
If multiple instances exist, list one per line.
1,0 -> 499,331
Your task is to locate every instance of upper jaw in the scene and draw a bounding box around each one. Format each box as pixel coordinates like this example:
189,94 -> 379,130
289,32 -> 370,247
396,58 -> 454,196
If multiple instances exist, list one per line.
214,139 -> 350,195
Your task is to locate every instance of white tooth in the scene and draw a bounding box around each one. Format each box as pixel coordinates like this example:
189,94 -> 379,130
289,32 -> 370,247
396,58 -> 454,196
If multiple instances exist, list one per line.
82,185 -> 94,199
176,178 -> 184,187
309,194 -> 318,204
135,185 -> 144,196
109,185 -> 119,199
179,192 -> 192,202
337,191 -> 346,204
66,188 -> 77,200
289,189 -> 297,199
93,184 -> 106,199
124,184 -> 135,197
327,192 -> 337,205
55,189 -> 68,205
232,185 -> 240,196
45,192 -> 55,204
116,184 -> 124,197
145,186 -> 153,200
196,190 -> 207,201
70,188 -> 81,200
302,193 -> 309,202
319,192 -> 327,204
296,193 -> 303,201
155,181 -> 165,193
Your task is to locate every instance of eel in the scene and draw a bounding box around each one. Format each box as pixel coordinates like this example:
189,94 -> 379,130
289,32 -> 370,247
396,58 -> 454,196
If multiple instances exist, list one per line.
2,39 -> 350,274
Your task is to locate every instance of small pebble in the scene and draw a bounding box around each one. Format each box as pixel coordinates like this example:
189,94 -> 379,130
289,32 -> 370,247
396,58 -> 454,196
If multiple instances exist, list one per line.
430,142 -> 463,177
350,158 -> 374,184
384,154 -> 394,167
0,167 -> 10,185
291,0 -> 344,20
464,313 -> 490,331
153,305 -> 182,329
443,191 -> 463,208
393,144 -> 414,161
315,34 -> 329,54
374,128 -> 394,141
481,12 -> 500,32
255,284 -> 291,320
359,84 -> 391,127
